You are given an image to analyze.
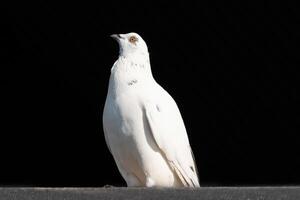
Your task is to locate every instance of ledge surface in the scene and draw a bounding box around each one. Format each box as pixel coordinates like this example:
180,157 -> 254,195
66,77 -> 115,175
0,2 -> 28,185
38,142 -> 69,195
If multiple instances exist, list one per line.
1,187 -> 300,200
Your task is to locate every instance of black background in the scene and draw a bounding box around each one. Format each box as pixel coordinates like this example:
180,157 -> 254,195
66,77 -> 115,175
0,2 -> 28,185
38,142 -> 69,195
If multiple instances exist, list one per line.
2,1 -> 299,186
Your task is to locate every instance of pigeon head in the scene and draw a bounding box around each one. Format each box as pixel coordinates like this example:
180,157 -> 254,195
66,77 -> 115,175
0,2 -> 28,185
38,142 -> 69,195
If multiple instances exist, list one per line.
111,33 -> 148,57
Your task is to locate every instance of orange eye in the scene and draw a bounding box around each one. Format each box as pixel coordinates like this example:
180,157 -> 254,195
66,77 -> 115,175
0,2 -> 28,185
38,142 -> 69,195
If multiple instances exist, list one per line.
129,36 -> 138,43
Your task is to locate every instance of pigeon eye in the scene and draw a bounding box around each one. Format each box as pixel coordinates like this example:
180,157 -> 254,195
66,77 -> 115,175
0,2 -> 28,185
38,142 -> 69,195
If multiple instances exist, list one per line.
129,36 -> 138,44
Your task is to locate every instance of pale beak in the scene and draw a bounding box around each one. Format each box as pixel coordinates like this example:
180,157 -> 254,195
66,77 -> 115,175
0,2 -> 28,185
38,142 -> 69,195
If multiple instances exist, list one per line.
110,34 -> 122,41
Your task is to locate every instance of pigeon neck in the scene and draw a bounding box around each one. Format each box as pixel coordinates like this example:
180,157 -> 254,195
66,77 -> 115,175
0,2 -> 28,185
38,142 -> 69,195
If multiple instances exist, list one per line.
109,54 -> 154,89
120,50 -> 149,60
112,53 -> 152,75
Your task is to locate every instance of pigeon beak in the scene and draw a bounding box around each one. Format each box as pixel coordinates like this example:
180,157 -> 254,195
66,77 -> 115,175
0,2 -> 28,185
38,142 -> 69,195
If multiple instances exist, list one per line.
110,34 -> 122,41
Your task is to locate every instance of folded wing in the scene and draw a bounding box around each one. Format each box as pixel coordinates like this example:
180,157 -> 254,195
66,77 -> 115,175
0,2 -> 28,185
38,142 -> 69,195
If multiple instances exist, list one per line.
143,97 -> 199,187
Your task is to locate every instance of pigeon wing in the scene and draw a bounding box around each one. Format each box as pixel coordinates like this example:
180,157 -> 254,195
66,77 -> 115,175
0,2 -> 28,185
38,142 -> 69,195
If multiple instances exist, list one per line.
143,94 -> 200,187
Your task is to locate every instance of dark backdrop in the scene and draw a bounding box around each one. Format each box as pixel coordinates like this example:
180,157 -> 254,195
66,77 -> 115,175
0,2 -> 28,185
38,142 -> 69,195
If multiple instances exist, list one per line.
2,1 -> 299,186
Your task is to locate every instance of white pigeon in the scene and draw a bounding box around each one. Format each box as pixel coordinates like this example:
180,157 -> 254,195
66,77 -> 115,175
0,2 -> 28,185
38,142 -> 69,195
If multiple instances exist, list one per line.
103,32 -> 199,187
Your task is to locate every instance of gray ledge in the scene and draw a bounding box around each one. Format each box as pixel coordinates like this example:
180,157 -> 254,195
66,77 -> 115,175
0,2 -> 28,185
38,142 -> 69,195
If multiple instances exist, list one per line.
1,187 -> 300,200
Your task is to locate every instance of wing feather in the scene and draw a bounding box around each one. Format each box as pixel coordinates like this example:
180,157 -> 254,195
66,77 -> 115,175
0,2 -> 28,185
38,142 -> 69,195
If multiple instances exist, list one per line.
144,101 -> 199,187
